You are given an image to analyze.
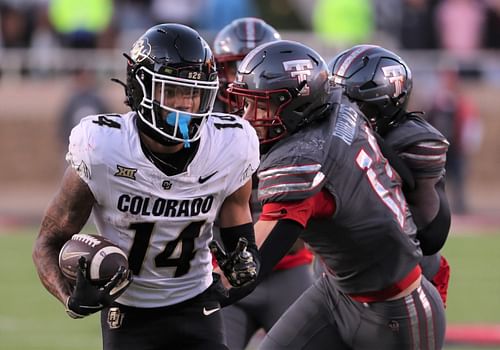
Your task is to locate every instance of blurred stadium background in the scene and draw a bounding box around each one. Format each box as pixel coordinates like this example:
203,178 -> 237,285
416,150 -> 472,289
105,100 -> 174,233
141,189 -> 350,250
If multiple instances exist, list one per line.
0,0 -> 499,349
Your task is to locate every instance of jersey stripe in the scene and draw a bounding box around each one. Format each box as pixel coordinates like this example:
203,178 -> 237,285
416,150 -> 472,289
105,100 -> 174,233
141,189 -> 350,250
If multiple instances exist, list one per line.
405,292 -> 421,350
258,164 -> 322,178
333,45 -> 378,84
399,140 -> 448,178
257,163 -> 325,201
258,172 -> 325,199
418,286 -> 436,350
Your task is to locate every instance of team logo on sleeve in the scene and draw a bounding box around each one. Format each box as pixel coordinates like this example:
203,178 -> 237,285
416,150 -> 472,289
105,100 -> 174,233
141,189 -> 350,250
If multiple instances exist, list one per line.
67,153 -> 91,180
240,163 -> 256,183
283,59 -> 313,95
114,165 -> 137,180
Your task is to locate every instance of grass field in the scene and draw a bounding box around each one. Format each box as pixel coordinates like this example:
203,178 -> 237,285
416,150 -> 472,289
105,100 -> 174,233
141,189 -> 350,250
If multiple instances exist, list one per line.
1,227 -> 499,350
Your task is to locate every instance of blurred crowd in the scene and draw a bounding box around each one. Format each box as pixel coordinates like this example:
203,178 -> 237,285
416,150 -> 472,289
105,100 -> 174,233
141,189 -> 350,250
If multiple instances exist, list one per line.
0,0 -> 489,215
2,0 -> 500,53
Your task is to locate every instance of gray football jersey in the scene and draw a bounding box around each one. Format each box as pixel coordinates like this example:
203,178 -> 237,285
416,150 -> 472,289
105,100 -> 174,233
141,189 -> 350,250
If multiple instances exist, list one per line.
67,112 -> 260,307
258,95 -> 422,294
384,115 -> 449,179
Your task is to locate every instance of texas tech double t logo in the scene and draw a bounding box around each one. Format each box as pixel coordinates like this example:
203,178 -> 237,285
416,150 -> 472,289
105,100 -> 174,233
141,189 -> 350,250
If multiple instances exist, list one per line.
283,59 -> 313,96
381,65 -> 406,97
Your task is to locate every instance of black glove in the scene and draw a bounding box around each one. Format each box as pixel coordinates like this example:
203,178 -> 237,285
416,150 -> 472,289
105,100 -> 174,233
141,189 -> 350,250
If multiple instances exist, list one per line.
65,256 -> 132,319
209,237 -> 258,288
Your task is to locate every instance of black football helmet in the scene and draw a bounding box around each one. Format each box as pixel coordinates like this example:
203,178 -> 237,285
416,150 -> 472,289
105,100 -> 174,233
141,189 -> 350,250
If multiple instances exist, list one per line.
213,17 -> 281,112
329,45 -> 412,134
228,40 -> 332,145
125,23 -> 218,146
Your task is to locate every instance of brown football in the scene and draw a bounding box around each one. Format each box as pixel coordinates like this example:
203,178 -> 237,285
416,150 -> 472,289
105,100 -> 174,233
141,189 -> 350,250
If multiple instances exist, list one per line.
58,233 -> 128,286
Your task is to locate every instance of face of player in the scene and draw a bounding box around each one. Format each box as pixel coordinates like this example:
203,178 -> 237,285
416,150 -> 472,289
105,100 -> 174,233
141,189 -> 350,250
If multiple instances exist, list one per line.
155,85 -> 202,115
242,98 -> 278,142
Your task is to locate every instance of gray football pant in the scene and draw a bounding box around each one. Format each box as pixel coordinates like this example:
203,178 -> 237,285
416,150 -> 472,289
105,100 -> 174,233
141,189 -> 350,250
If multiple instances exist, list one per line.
259,273 -> 446,350
222,264 -> 314,349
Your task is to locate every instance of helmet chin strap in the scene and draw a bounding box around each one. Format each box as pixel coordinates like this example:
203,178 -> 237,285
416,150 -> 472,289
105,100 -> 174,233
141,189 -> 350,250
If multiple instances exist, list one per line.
136,116 -> 180,146
166,112 -> 192,148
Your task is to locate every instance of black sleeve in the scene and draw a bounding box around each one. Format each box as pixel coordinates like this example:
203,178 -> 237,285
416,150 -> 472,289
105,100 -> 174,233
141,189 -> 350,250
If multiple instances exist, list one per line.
258,219 -> 303,278
417,180 -> 451,255
219,223 -> 257,252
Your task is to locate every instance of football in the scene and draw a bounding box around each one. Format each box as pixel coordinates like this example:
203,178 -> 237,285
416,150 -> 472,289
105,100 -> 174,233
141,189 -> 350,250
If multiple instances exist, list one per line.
58,233 -> 128,286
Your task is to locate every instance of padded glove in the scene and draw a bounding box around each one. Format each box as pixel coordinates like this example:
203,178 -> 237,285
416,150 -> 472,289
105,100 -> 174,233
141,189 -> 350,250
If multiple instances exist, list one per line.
209,237 -> 258,288
65,256 -> 132,319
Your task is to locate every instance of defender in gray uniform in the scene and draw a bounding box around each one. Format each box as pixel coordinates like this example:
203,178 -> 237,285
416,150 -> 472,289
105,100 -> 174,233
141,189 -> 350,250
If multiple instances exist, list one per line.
212,18 -> 315,350
330,45 -> 451,307
227,40 -> 446,349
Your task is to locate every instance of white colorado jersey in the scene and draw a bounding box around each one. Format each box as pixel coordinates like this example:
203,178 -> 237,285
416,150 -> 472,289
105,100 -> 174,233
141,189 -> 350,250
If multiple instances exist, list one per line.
66,112 -> 259,307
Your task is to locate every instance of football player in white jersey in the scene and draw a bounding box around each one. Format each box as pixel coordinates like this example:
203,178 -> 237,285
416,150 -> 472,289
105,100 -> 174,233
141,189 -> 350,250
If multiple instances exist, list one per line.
32,23 -> 260,350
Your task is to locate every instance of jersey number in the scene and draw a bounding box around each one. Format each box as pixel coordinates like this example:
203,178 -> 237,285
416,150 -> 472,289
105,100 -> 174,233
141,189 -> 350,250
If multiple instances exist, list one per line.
356,127 -> 406,228
213,115 -> 243,130
92,115 -> 121,129
127,221 -> 205,277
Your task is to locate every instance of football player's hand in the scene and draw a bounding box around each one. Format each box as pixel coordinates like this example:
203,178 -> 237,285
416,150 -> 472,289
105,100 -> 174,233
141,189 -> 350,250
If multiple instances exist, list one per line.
65,257 -> 132,319
209,238 -> 258,288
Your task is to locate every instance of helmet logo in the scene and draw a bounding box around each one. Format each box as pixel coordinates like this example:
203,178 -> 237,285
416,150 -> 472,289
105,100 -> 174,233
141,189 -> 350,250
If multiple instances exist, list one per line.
382,65 -> 405,97
130,38 -> 151,63
283,59 -> 313,95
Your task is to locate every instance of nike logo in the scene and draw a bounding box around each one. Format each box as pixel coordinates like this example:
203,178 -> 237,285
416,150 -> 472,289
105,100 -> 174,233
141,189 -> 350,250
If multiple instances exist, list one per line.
203,306 -> 220,316
198,171 -> 218,184
61,251 -> 90,261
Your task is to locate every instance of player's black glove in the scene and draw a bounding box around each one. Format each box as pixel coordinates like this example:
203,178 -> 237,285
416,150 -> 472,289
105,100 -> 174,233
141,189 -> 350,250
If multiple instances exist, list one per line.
209,237 -> 258,288
65,256 -> 132,319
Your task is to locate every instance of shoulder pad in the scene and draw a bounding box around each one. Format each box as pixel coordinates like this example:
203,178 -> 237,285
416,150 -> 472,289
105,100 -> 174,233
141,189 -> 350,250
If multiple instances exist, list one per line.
385,115 -> 448,151
257,159 -> 325,203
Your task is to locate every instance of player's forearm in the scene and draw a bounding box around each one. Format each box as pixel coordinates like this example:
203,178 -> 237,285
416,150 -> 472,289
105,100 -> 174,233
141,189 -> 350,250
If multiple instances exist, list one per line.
33,215 -> 73,304
405,177 -> 441,228
258,219 -> 302,278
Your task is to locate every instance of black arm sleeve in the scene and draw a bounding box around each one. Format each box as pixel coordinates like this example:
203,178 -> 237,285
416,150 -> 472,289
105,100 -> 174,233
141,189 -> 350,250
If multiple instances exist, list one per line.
417,180 -> 451,255
258,219 -> 303,279
219,223 -> 257,252
220,219 -> 302,307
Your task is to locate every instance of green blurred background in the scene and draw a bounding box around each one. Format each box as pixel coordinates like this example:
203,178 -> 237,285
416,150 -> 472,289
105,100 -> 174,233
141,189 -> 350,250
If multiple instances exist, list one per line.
1,227 -> 499,350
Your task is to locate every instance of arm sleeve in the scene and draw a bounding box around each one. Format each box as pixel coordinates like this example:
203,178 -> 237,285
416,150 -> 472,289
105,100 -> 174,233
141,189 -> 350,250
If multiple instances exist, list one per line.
416,179 -> 451,255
